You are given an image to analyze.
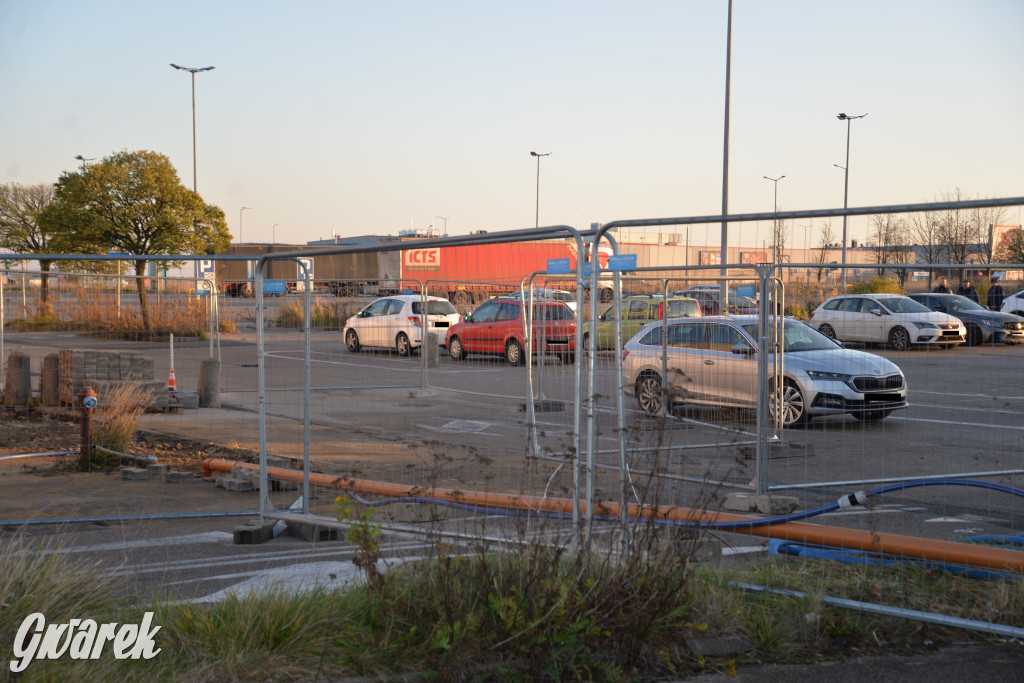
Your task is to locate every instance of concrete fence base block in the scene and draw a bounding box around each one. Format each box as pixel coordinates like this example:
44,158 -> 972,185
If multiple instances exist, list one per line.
147,463 -> 172,477
216,476 -> 255,492
120,467 -> 150,481
233,518 -> 276,545
723,492 -> 756,512
756,495 -> 800,515
286,520 -> 340,543
165,471 -> 193,483
197,357 -> 221,408
40,354 -> 60,406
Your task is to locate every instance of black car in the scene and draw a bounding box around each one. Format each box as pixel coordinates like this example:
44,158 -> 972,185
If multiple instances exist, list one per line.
909,293 -> 1024,346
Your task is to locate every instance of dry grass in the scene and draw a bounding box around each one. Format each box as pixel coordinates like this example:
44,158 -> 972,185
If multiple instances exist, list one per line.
91,382 -> 155,458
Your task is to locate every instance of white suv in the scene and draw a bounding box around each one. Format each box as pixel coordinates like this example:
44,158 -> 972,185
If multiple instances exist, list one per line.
344,295 -> 461,356
1000,287 -> 1024,317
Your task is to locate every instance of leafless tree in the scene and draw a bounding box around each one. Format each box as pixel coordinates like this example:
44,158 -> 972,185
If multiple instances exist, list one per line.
907,208 -> 943,289
814,222 -> 837,283
870,214 -> 913,285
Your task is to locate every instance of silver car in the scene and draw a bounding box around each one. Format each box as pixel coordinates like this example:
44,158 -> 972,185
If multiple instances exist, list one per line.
622,316 -> 909,427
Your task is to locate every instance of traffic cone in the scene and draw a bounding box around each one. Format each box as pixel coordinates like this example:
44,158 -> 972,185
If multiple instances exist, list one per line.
167,368 -> 177,394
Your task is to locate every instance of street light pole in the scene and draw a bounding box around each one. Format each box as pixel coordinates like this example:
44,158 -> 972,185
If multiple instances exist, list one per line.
434,216 -> 449,236
836,112 -> 867,292
529,151 -> 550,228
239,206 -> 251,244
763,175 -> 785,265
273,223 -> 278,245
74,155 -> 95,172
170,63 -> 215,193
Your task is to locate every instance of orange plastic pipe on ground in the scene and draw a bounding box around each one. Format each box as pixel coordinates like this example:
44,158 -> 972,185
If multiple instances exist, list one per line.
203,458 -> 1024,573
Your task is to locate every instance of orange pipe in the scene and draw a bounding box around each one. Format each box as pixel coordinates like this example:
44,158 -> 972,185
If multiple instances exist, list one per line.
204,458 -> 1024,573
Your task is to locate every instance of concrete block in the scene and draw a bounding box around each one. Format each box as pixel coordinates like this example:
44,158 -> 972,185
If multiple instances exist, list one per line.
270,477 -> 299,491
165,471 -> 193,483
425,332 -> 440,367
286,519 -> 340,542
4,351 -> 32,406
217,476 -> 255,492
233,518 -> 276,545
723,492 -> 756,512
147,463 -> 172,477
756,495 -> 800,515
172,392 -> 200,409
120,467 -> 150,481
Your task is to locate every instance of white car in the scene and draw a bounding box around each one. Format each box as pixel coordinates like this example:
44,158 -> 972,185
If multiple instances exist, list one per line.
343,295 -> 461,356
810,293 -> 965,351
1000,287 -> 1024,317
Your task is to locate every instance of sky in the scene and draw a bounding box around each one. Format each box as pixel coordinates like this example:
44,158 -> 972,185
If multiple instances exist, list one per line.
2,0 -> 1023,250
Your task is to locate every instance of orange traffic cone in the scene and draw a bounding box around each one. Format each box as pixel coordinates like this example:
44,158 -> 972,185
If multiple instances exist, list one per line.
167,368 -> 177,394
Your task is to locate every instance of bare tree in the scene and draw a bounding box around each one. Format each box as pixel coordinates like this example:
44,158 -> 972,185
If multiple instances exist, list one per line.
814,222 -> 837,282
973,204 -> 1009,269
870,214 -> 913,285
773,213 -> 789,263
907,208 -> 943,289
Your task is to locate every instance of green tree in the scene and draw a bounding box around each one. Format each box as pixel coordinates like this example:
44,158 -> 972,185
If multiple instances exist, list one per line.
0,182 -> 80,302
995,227 -> 1024,264
41,150 -> 231,332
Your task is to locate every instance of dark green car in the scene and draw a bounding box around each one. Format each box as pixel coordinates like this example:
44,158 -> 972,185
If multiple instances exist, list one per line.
581,295 -> 701,352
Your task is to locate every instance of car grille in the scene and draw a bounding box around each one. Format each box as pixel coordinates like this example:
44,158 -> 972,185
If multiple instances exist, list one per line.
852,374 -> 904,392
939,323 -> 958,329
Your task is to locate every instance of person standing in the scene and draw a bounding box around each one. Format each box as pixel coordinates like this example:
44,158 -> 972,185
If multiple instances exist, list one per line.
987,276 -> 1005,311
957,279 -> 979,303
933,277 -> 952,294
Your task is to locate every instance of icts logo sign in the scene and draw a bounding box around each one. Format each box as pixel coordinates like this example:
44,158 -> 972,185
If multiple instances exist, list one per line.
403,249 -> 440,271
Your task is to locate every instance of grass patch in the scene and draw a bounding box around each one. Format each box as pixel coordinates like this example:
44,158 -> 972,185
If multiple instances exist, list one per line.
89,382 -> 155,463
275,298 -> 354,330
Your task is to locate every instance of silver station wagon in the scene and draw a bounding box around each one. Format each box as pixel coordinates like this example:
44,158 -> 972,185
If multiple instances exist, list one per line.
622,316 -> 909,427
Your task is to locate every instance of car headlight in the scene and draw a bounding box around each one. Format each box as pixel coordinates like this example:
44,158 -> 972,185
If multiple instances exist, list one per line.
913,321 -> 938,329
806,370 -> 852,382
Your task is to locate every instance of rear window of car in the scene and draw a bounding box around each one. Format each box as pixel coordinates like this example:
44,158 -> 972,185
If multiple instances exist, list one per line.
822,299 -> 841,310
881,297 -> 930,314
665,300 -> 700,317
412,300 -> 457,315
531,303 -> 574,320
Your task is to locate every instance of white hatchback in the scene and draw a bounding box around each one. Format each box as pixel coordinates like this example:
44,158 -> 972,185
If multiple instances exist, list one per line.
343,295 -> 461,356
810,293 -> 965,350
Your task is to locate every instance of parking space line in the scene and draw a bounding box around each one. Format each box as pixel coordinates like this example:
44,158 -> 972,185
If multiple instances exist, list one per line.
891,416 -> 1024,431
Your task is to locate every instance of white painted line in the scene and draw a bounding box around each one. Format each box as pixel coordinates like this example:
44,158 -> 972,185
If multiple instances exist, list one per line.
912,390 -> 1024,400
910,403 -> 1024,417
890,416 -> 1024,431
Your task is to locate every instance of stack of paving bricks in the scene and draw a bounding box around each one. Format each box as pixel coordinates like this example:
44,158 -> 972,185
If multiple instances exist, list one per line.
59,349 -> 169,410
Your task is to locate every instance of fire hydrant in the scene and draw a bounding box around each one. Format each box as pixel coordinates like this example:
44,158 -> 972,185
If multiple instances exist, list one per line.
78,386 -> 98,469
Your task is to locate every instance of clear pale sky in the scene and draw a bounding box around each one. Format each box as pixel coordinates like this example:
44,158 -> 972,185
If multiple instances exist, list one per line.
2,1 -> 1022,250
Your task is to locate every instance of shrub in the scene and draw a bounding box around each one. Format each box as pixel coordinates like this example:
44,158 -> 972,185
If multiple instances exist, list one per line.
92,382 -> 154,459
847,276 -> 904,295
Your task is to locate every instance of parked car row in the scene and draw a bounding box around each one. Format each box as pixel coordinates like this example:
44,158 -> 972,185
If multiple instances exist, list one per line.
810,293 -> 1024,350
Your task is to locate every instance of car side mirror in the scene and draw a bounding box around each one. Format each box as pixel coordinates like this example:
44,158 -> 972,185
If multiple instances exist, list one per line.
598,313 -> 607,321
870,309 -> 882,317
359,310 -> 369,318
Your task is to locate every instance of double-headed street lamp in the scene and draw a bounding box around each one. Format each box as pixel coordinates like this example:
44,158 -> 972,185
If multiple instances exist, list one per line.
239,207 -> 251,244
74,155 -> 95,172
836,112 -> 867,291
763,174 -> 785,264
434,216 -> 449,236
170,63 -> 215,193
530,151 -> 550,228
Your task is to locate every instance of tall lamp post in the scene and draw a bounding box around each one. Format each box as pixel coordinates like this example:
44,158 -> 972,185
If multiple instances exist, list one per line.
763,175 -> 785,264
272,223 -> 278,245
434,216 -> 449,236
74,155 -> 95,172
530,151 -> 550,228
239,206 -> 251,243
170,63 -> 215,193
836,112 -> 867,291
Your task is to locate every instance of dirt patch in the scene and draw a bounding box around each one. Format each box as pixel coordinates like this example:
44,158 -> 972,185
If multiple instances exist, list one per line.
0,409 -> 255,473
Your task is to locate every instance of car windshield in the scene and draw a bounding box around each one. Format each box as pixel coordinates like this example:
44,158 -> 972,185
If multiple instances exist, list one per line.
880,297 -> 931,313
943,295 -> 986,312
742,321 -> 839,352
665,300 -> 700,317
412,300 -> 457,315
531,304 -> 574,320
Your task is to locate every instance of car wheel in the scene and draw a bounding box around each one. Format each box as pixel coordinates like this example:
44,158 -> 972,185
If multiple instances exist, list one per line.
888,326 -> 910,351
345,329 -> 361,353
636,373 -> 663,416
770,379 -> 809,428
473,290 -> 487,305
600,288 -> 614,303
853,409 -> 892,422
819,323 -> 837,340
396,332 -> 411,357
505,338 -> 524,366
448,336 -> 465,361
453,290 -> 470,306
966,325 -> 983,347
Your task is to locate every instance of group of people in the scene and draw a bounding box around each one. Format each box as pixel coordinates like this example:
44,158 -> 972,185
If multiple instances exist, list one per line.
933,276 -> 1005,310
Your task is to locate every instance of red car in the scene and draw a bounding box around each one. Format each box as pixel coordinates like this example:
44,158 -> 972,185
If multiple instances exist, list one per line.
445,298 -> 576,365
